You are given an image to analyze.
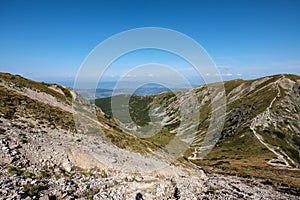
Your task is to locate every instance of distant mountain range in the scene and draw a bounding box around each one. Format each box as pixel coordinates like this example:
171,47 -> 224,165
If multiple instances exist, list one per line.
75,82 -> 194,99
76,84 -> 186,99
47,78 -> 202,99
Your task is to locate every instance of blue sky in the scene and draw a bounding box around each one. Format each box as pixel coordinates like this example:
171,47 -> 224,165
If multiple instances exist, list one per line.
0,0 -> 300,85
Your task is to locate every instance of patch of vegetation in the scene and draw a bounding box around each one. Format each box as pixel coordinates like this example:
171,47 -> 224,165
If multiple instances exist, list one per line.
145,127 -> 176,148
286,148 -> 300,163
95,91 -> 178,127
7,166 -> 23,176
19,133 -> 27,143
37,171 -> 50,178
0,127 -> 5,134
129,95 -> 155,126
190,127 -> 300,195
224,79 -> 248,95
292,136 -> 300,147
95,94 -> 156,126
211,161 -> 230,166
94,97 -> 112,115
23,183 -> 40,197
273,131 -> 285,139
284,74 -> 300,82
23,171 -> 35,178
104,129 -> 157,153
164,120 -> 180,130
260,129 -> 299,165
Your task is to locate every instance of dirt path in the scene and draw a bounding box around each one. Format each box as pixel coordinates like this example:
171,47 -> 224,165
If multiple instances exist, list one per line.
250,75 -> 297,168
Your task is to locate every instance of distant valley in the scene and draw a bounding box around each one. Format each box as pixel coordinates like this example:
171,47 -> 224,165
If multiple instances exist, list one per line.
76,82 -> 195,99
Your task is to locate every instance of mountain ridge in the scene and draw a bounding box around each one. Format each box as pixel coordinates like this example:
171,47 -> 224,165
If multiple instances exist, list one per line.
95,73 -> 300,195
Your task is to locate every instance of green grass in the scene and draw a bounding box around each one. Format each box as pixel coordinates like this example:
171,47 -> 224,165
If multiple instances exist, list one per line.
7,167 -> 37,179
145,127 -> 175,147
94,91 -> 179,130
0,85 -> 75,131
190,130 -> 300,194
37,171 -> 50,178
7,166 -> 23,176
23,171 -> 35,178
0,72 -> 72,104
224,79 -> 248,95
95,94 -> 156,126
23,184 -> 40,197
129,95 -> 155,126
104,129 -> 157,153
284,74 -> 300,82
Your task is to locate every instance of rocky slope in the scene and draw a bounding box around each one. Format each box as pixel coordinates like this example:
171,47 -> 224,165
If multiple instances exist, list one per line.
96,74 -> 300,196
0,72 -> 300,199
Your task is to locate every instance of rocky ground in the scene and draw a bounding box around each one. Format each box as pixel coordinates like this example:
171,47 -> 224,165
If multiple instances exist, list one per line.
1,117 -> 299,200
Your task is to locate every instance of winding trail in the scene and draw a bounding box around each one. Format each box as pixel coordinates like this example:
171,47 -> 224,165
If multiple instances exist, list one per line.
250,75 -> 297,168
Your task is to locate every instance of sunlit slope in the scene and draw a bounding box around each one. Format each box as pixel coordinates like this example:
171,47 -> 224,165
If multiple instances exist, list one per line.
95,74 -> 300,194
0,72 -> 157,154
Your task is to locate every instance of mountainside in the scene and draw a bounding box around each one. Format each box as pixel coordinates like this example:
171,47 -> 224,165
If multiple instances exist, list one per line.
96,74 -> 300,194
1,72 -> 300,199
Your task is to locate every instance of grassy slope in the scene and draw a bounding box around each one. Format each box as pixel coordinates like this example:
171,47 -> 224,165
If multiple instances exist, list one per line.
0,72 -> 72,105
192,75 -> 300,195
94,92 -> 179,148
95,94 -> 155,126
94,74 -> 300,195
0,85 -> 75,131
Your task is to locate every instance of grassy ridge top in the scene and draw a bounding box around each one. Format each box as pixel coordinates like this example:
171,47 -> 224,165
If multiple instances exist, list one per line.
0,72 -> 72,105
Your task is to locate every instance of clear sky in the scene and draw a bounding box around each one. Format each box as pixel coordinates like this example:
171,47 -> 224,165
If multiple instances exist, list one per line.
0,0 -> 300,85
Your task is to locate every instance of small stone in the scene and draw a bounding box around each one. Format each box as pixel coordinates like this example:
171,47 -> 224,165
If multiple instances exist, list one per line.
11,150 -> 19,156
62,161 -> 73,172
2,146 -> 9,151
12,144 -> 21,149
54,167 -> 60,173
